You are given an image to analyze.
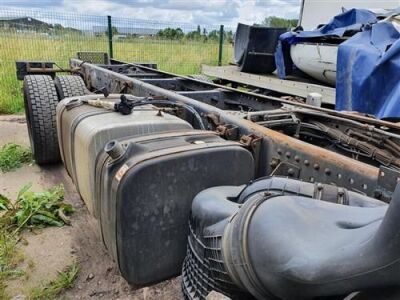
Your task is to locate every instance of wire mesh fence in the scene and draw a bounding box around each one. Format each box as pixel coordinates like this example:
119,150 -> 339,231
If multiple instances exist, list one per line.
112,17 -> 231,74
0,8 -> 234,114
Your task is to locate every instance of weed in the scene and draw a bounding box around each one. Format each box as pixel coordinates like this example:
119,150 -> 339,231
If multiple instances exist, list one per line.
28,262 -> 79,300
0,228 -> 24,299
0,184 -> 74,232
0,143 -> 32,173
27,258 -> 35,270
0,184 -> 74,296
0,231 -> 24,281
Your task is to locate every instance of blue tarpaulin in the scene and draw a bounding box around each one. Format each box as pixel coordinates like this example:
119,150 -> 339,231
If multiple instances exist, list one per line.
336,21 -> 400,119
275,8 -> 400,119
275,9 -> 378,79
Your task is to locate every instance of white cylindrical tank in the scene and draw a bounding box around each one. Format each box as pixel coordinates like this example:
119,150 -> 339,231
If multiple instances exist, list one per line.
290,43 -> 338,86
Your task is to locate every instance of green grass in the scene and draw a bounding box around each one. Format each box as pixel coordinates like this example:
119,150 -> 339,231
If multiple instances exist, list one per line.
0,143 -> 32,173
27,262 -> 79,300
0,231 -> 24,282
0,232 -> 24,299
0,31 -> 233,114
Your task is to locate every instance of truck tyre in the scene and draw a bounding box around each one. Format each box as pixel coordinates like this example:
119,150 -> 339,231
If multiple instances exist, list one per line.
23,75 -> 61,165
54,75 -> 89,100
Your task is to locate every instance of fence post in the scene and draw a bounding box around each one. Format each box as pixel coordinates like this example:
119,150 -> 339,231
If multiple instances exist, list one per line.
107,15 -> 113,59
218,25 -> 224,66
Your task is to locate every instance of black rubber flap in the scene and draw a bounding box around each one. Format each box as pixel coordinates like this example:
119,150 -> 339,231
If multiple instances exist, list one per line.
234,23 -> 287,74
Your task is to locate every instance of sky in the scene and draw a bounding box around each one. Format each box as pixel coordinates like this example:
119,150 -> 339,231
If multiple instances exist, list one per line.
0,0 -> 302,29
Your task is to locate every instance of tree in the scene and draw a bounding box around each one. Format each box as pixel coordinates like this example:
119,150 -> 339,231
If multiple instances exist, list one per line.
51,23 -> 82,35
208,30 -> 219,41
111,26 -> 118,36
225,30 -> 233,43
207,30 -> 233,43
156,27 -> 184,40
53,24 -> 63,31
105,26 -> 118,36
186,30 -> 201,40
262,16 -> 298,29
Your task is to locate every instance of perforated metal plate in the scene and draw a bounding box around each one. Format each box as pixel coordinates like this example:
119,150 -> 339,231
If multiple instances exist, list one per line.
76,51 -> 109,64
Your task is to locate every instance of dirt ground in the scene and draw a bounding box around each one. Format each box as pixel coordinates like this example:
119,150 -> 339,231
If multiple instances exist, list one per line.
0,114 -> 182,300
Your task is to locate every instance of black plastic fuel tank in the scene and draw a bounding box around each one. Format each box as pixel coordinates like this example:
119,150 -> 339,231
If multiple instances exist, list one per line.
96,130 -> 255,285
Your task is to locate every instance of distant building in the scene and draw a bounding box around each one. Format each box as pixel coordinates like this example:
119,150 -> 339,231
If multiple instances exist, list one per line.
0,16 -> 52,31
114,34 -> 127,39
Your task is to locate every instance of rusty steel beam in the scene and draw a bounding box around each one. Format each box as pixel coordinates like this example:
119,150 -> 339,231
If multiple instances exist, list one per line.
70,58 -> 395,199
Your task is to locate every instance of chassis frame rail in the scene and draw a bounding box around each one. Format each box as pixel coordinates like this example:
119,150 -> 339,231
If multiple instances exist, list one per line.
70,58 -> 400,200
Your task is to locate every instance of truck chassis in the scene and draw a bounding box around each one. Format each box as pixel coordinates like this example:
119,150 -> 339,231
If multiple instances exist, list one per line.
61,57 -> 400,201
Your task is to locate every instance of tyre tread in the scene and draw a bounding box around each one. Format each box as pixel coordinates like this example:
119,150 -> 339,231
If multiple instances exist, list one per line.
54,75 -> 89,99
23,75 -> 60,164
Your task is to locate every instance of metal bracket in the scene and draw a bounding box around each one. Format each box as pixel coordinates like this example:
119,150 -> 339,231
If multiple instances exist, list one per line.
216,124 -> 239,140
240,134 -> 261,148
16,61 -> 56,80
377,166 -> 400,197
205,113 -> 222,127
118,80 -> 134,94
240,134 -> 262,175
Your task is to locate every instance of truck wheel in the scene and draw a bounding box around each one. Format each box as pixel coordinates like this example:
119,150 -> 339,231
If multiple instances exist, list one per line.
23,75 -> 61,165
54,75 -> 89,100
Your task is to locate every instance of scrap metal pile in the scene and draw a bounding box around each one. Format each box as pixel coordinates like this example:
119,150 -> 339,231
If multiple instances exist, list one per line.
17,53 -> 400,299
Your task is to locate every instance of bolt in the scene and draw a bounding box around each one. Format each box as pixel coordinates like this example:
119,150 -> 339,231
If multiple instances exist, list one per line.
277,148 -> 282,155
313,163 -> 320,170
317,183 -> 323,190
325,168 -> 331,175
304,160 -> 310,166
294,155 -> 300,162
285,151 -> 291,158
270,159 -> 278,168
288,168 -> 295,176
